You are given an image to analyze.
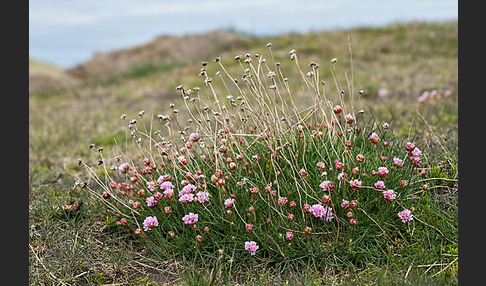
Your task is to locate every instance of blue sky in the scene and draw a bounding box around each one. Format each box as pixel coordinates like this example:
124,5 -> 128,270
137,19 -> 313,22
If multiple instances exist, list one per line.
29,0 -> 457,69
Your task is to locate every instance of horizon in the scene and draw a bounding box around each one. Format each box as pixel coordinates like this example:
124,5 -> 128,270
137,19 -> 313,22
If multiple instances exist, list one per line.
29,0 -> 458,69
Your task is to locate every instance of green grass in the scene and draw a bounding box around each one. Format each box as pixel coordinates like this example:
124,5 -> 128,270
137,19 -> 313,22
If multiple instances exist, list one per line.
29,21 -> 458,285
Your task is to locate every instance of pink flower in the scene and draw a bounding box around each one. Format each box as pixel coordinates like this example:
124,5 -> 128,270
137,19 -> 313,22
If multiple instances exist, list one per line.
182,213 -> 199,225
309,204 -> 334,221
153,191 -> 163,200
245,224 -> 254,232
277,196 -> 288,206
143,216 -> 158,231
341,199 -> 350,209
356,154 -> 365,162
345,114 -> 355,124
322,194 -> 331,203
159,181 -> 175,191
376,167 -> 389,178
319,180 -> 335,192
393,157 -> 403,167
189,132 -> 200,141
163,188 -> 174,199
374,180 -> 386,190
334,160 -> 344,170
118,163 -> 130,175
405,142 -> 416,152
179,193 -> 194,204
398,209 -> 413,223
285,231 -> 294,240
177,155 -> 187,165
378,88 -> 389,98
369,133 -> 380,144
303,203 -> 311,212
411,147 -> 422,157
179,184 -> 196,196
244,241 -> 259,255
147,181 -> 157,191
157,174 -> 173,184
196,191 -> 210,203
383,190 -> 397,202
224,198 -> 234,208
333,105 -> 343,114
409,156 -> 422,167
146,196 -> 158,208
349,179 -> 362,191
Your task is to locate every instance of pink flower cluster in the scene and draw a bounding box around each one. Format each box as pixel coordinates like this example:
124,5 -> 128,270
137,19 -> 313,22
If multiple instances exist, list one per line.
398,209 -> 413,223
406,142 -> 422,167
146,196 -> 158,208
319,180 -> 335,192
143,216 -> 158,231
349,179 -> 362,191
182,212 -> 198,225
383,190 -> 397,202
309,204 -> 334,221
244,241 -> 259,255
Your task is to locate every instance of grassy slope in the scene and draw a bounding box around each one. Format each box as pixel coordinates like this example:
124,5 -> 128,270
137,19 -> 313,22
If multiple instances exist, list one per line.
29,21 -> 457,285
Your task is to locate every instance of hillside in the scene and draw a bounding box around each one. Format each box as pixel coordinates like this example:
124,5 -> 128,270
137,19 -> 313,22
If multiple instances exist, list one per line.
65,30 -> 242,83
29,59 -> 80,93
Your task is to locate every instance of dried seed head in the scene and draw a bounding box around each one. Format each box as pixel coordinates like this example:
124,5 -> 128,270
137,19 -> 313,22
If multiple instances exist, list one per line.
266,42 -> 272,47
176,84 -> 184,90
138,110 -> 145,116
234,55 -> 241,60
120,113 -> 127,119
201,61 -> 208,66
214,57 -> 221,63
331,58 -> 337,63
170,103 -> 175,108
129,119 -> 137,125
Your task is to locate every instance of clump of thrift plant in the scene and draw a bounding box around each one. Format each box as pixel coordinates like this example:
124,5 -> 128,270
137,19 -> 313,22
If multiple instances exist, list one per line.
81,45 -> 429,269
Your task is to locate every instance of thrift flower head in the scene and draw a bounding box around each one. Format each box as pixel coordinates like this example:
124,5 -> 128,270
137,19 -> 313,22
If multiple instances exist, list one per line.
189,132 -> 200,141
147,181 -> 157,191
393,157 -> 403,167
377,167 -> 389,178
143,216 -> 158,231
378,88 -> 389,98
341,199 -> 350,209
196,191 -> 210,203
177,155 -> 187,165
146,196 -> 158,208
369,132 -> 380,144
277,196 -> 288,206
374,180 -> 386,190
157,174 -> 173,184
309,204 -> 334,221
398,209 -> 413,223
159,181 -> 175,191
163,188 -> 174,199
383,190 -> 397,202
349,179 -> 362,191
179,184 -> 196,196
286,231 -> 294,240
118,163 -> 130,175
182,212 -> 199,225
244,241 -> 259,255
411,147 -> 422,157
319,180 -> 335,192
179,193 -> 194,204
224,198 -> 235,208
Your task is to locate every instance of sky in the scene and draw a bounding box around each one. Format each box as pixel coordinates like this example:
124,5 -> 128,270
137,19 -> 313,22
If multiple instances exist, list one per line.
29,0 -> 458,69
